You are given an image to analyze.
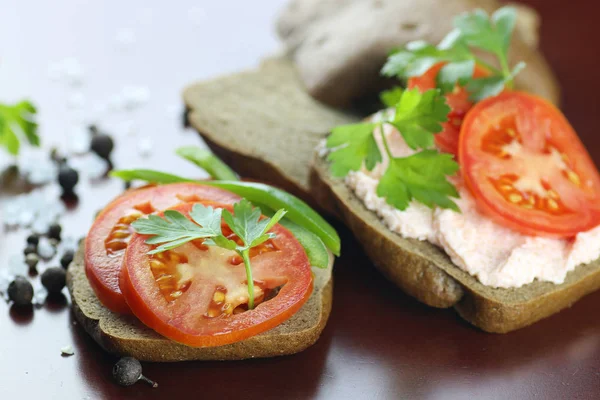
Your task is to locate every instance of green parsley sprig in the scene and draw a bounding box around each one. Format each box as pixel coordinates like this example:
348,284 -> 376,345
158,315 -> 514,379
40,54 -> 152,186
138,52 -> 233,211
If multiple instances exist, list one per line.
382,6 -> 525,101
327,87 -> 460,211
132,199 -> 286,309
0,100 -> 39,155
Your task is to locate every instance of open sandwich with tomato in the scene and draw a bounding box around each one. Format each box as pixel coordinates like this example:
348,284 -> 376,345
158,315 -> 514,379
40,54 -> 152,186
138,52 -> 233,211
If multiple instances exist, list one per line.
68,160 -> 339,361
182,6 -> 600,333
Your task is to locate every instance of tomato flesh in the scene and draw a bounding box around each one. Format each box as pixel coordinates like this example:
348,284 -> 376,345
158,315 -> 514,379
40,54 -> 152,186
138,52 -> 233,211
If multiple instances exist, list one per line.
120,202 -> 313,347
85,183 -> 240,313
460,91 -> 600,237
408,62 -> 490,156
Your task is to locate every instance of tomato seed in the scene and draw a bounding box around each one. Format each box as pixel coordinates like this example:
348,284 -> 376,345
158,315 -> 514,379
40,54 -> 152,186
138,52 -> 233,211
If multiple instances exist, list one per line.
567,170 -> 581,186
509,193 -> 523,203
547,198 -> 559,211
213,291 -> 225,303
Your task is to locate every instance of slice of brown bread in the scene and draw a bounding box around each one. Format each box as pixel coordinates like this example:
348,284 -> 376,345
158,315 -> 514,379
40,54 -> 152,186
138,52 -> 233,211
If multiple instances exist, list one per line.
311,154 -> 600,333
67,243 -> 334,361
182,57 -> 359,206
182,57 -> 600,333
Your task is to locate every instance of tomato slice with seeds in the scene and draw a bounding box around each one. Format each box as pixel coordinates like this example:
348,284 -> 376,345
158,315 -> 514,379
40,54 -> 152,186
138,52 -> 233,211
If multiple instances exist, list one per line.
85,183 -> 240,313
460,91 -> 600,237
120,202 -> 313,347
408,62 -> 491,156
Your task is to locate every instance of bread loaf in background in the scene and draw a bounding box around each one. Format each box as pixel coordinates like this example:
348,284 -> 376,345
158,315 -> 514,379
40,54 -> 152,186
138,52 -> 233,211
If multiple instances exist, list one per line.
276,0 -> 558,107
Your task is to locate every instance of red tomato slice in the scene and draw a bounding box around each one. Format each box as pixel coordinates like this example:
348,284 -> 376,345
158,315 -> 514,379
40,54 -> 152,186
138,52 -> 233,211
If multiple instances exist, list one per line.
85,183 -> 240,313
408,62 -> 490,156
120,202 -> 313,347
459,91 -> 600,237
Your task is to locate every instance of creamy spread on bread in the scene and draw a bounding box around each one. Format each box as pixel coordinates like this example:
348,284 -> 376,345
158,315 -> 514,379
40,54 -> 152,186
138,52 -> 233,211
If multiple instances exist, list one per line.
344,123 -> 600,288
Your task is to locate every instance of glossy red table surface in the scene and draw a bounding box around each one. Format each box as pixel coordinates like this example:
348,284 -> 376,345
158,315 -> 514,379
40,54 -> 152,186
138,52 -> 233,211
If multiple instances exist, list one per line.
1,1 -> 600,399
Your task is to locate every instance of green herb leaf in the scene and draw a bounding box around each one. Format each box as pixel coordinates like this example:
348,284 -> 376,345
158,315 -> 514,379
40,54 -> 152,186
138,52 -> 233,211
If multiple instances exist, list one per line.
465,76 -> 505,101
454,6 -> 518,78
454,7 -> 516,55
491,6 -> 517,53
222,199 -> 286,249
326,122 -> 381,177
376,150 -> 460,211
132,204 -> 225,254
176,146 -> 239,181
132,199 -> 287,310
382,6 -> 523,102
0,100 -> 39,155
466,61 -> 526,101
382,42 -> 443,79
436,59 -> 475,94
381,36 -> 472,81
390,88 -> 451,150
380,87 -> 404,108
216,199 -> 286,309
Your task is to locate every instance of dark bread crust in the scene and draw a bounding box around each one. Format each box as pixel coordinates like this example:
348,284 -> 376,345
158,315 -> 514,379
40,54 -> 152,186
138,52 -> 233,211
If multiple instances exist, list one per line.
67,243 -> 334,361
311,155 -> 600,333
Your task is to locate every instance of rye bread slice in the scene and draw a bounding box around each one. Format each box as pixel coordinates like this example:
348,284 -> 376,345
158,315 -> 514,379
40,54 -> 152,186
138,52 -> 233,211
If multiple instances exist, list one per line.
67,243 -> 334,362
311,154 -> 600,333
182,57 -> 359,206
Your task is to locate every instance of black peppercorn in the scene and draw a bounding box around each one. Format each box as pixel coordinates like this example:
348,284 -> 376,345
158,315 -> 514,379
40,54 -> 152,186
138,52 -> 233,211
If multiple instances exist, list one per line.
60,250 -> 75,269
58,164 -> 79,193
7,276 -> 34,306
112,357 -> 157,388
26,234 -> 40,246
90,134 -> 114,160
24,244 -> 37,256
25,253 -> 39,270
41,267 -> 66,294
47,223 -> 62,241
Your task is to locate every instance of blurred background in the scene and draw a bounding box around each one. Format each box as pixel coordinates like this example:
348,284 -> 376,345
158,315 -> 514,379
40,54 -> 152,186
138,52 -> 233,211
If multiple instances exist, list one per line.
2,1 -> 600,399
0,0 -> 287,180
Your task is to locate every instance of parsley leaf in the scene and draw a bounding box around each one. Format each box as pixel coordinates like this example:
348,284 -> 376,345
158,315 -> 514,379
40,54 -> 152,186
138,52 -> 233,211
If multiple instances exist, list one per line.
326,122 -> 381,177
453,6 -> 518,89
377,150 -> 460,211
325,88 -> 459,211
132,204 -> 225,254
381,6 -> 523,101
382,39 -> 470,80
0,100 -> 39,155
209,199 -> 286,309
466,61 -> 525,101
454,7 -> 516,56
380,87 -> 404,108
132,199 -> 287,309
220,200 -> 287,249
390,88 -> 450,150
436,59 -> 475,94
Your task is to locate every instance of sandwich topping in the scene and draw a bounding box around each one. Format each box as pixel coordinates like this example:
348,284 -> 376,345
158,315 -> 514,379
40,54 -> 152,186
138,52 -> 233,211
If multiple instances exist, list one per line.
85,146 -> 339,347
345,122 -> 600,288
326,7 -> 600,288
121,201 -> 313,347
